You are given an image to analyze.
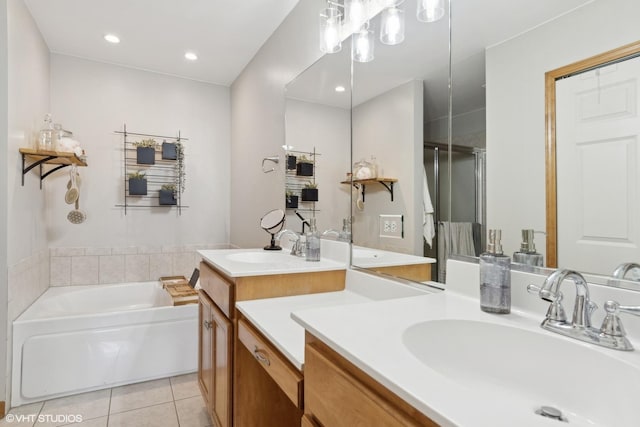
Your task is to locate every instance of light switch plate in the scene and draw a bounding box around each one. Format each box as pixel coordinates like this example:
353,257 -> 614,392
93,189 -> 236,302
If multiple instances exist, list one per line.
379,214 -> 403,239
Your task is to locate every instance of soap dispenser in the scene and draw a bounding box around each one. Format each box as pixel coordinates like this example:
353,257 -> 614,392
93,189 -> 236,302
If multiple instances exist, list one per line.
479,229 -> 511,314
513,229 -> 544,267
306,218 -> 321,262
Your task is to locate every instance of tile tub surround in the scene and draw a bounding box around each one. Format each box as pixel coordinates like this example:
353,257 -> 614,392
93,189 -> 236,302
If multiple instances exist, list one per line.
50,244 -> 230,286
0,373 -> 210,427
6,250 -> 49,406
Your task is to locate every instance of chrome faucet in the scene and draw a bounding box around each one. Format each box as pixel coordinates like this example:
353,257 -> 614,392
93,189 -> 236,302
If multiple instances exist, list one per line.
529,269 -> 638,351
275,229 -> 305,257
612,262 -> 640,281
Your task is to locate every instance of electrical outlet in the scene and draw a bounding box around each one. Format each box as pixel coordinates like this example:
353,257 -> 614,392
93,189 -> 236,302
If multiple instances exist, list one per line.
379,214 -> 403,238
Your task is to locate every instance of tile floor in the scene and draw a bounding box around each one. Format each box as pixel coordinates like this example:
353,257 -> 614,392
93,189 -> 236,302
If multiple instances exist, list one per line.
0,374 -> 212,427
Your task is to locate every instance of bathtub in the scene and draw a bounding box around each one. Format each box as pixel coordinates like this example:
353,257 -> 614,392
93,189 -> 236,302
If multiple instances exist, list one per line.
11,281 -> 198,407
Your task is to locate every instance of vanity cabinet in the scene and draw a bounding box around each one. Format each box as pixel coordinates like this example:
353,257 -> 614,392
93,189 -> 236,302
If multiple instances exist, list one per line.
304,333 -> 438,427
198,259 -> 345,427
234,316 -> 303,427
198,290 -> 232,427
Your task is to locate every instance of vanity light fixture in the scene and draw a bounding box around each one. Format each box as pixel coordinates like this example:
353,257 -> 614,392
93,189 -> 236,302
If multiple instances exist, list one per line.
184,52 -> 198,61
320,5 -> 343,53
416,0 -> 445,23
104,34 -> 120,44
320,0 -> 444,61
380,0 -> 405,45
335,85 -> 346,92
352,23 -> 375,63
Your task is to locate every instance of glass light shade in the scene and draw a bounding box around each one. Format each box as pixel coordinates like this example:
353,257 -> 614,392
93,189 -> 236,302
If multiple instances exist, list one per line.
345,0 -> 368,34
352,28 -> 374,63
319,7 -> 343,54
417,0 -> 445,23
380,7 -> 405,45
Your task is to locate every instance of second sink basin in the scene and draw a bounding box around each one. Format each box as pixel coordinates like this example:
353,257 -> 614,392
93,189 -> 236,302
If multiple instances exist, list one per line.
402,319 -> 640,426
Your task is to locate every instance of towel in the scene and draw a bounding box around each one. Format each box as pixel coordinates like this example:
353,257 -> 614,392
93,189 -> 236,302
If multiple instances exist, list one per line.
437,221 -> 477,282
423,167 -> 435,248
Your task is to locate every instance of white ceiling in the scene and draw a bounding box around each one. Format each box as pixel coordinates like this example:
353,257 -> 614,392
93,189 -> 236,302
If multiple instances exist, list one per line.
24,0 -> 300,86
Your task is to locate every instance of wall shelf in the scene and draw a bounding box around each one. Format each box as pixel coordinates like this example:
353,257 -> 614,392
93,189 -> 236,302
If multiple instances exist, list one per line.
19,148 -> 87,188
341,177 -> 398,202
115,124 -> 188,215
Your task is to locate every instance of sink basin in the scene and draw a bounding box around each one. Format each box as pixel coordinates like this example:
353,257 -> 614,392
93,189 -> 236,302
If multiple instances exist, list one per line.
402,319 -> 640,426
226,251 -> 293,264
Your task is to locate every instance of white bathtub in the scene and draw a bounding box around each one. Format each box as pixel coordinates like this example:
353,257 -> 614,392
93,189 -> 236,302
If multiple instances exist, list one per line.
11,281 -> 198,407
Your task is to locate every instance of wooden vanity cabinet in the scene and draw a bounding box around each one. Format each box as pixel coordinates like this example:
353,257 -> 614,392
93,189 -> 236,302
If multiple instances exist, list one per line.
198,290 -> 232,427
304,333 -> 438,427
198,259 -> 345,427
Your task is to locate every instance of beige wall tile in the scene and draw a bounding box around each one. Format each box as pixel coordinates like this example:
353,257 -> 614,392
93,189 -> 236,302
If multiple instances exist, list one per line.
149,253 -> 173,281
99,255 -> 125,284
125,254 -> 150,282
50,256 -> 71,286
71,256 -> 99,285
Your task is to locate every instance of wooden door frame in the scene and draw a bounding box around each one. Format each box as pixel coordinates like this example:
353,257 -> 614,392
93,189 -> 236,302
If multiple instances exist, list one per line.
545,40 -> 640,267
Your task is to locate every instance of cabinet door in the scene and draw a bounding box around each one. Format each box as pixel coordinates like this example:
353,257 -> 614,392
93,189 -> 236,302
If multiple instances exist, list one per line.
211,302 -> 233,427
198,293 -> 214,410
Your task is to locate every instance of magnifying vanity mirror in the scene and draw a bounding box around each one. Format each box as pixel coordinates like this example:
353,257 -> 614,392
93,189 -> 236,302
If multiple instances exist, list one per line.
260,209 -> 286,250
283,0 -> 640,291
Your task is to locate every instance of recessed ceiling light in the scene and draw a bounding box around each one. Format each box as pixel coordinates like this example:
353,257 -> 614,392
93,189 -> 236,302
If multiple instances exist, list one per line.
104,34 -> 120,44
335,85 -> 346,92
185,52 -> 198,61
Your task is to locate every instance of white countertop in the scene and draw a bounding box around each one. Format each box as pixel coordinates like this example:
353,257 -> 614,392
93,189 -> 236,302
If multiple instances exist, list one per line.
291,291 -> 640,427
236,290 -> 372,370
352,245 -> 436,268
198,248 -> 346,277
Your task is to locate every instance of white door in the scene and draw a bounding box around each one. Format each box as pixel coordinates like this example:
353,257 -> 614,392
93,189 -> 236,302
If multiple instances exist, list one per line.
556,55 -> 640,275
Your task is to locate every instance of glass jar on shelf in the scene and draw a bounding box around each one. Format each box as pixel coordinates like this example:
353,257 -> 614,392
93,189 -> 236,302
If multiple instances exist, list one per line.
38,113 -> 54,151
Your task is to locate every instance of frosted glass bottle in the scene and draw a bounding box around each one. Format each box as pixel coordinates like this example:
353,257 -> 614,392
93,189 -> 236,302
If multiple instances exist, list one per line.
38,113 -> 54,151
306,218 -> 321,262
479,229 -> 511,314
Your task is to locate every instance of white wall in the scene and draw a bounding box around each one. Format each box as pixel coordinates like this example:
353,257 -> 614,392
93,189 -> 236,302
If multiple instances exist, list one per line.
352,80 -> 423,255
284,99 -> 350,234
6,0 -> 51,406
230,0 -> 326,248
486,0 -> 640,260
49,54 -> 230,250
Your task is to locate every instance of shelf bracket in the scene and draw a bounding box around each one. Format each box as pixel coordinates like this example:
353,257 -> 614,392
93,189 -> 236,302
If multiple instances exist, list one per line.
21,153 -> 57,188
379,181 -> 395,201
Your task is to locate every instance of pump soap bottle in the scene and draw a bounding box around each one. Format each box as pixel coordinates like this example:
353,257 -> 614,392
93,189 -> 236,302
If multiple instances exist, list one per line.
306,218 -> 321,262
479,229 -> 511,314
513,229 -> 543,267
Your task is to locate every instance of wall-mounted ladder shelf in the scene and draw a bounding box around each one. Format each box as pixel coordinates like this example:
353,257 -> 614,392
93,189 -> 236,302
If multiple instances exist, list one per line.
341,177 -> 398,202
115,124 -> 188,215
19,148 -> 87,189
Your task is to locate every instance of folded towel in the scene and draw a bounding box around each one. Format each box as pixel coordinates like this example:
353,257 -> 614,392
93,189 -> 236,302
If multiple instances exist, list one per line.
423,167 -> 435,248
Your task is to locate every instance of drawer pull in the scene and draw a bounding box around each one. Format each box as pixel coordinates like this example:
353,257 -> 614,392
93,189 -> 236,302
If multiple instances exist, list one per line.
253,346 -> 271,366
203,320 -> 211,330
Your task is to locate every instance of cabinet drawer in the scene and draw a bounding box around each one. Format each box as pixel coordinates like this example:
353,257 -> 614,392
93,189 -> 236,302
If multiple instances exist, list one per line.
199,261 -> 234,318
237,319 -> 303,408
305,343 -> 437,427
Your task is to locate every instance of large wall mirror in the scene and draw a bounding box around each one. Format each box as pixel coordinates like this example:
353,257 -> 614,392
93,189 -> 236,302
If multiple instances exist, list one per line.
284,0 -> 640,290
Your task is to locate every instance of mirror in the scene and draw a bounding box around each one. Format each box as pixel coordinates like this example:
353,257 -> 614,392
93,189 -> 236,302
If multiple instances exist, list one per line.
546,41 -> 640,278
260,209 -> 286,250
285,0 -> 640,290
284,38 -> 352,237
350,0 -> 450,282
